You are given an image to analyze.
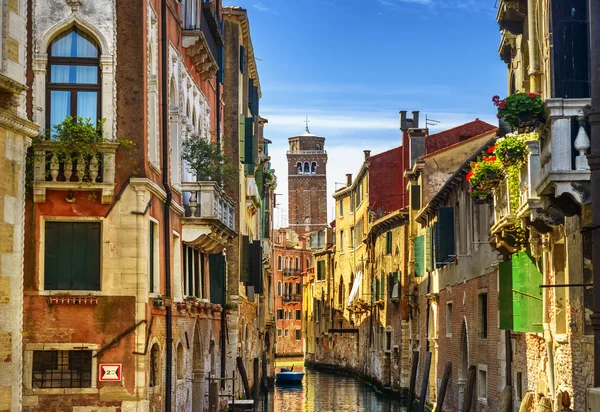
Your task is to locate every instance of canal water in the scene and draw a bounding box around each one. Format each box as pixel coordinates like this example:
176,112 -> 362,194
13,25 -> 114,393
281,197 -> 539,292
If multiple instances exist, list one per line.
257,361 -> 407,412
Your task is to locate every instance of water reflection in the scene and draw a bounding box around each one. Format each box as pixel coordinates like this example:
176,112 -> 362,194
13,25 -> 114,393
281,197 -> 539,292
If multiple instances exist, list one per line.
258,368 -> 406,412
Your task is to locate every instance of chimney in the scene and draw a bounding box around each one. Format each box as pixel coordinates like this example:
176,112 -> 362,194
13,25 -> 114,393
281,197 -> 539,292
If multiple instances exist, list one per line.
364,150 -> 371,160
399,111 -> 408,131
412,111 -> 420,128
408,128 -> 428,169
346,173 -> 353,186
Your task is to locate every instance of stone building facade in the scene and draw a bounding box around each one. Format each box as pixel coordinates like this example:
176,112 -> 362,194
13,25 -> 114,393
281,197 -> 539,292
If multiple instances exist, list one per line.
0,1 -> 38,410
17,1 -> 276,411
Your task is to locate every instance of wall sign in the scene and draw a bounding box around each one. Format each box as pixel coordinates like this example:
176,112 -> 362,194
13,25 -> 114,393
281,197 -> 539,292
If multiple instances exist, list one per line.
99,363 -> 122,382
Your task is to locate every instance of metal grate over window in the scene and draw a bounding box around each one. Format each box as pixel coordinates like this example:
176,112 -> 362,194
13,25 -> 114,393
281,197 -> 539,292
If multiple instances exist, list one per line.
32,350 -> 92,388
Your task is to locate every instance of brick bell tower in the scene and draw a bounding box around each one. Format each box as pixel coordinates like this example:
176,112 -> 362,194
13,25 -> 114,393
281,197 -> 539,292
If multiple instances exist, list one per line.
287,120 -> 328,234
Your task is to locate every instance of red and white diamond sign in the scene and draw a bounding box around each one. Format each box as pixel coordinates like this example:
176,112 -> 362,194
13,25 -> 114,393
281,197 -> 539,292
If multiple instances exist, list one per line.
99,363 -> 122,382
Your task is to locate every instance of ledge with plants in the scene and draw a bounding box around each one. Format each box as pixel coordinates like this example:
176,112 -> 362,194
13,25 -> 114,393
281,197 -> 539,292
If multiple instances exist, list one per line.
493,92 -> 544,131
466,155 -> 504,204
30,117 -> 133,204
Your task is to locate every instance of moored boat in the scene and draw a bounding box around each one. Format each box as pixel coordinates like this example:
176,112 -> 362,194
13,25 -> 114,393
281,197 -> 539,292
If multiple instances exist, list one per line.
276,367 -> 304,384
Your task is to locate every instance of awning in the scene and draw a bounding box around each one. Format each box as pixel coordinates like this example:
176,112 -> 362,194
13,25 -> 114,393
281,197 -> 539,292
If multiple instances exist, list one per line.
346,271 -> 362,307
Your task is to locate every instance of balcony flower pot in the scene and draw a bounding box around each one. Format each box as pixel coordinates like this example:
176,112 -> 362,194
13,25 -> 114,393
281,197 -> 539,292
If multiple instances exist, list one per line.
153,297 -> 165,307
493,92 -> 544,130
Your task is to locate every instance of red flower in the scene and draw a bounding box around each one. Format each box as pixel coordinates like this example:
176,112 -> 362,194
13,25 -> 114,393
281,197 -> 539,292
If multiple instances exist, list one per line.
468,189 -> 472,194
482,156 -> 497,163
466,170 -> 474,181
487,144 -> 497,154
492,95 -> 500,102
497,114 -> 502,119
537,90 -> 543,95
528,92 -> 537,98
498,100 -> 507,109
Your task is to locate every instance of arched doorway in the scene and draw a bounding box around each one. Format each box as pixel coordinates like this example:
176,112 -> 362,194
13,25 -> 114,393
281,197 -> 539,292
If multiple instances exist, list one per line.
458,318 -> 469,411
192,322 -> 205,412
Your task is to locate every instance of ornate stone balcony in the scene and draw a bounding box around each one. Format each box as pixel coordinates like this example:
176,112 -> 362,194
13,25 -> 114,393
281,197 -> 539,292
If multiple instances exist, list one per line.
496,0 -> 526,34
283,294 -> 302,303
537,98 -> 591,207
182,30 -> 218,81
32,141 -> 118,204
182,181 -> 236,253
283,269 -> 302,278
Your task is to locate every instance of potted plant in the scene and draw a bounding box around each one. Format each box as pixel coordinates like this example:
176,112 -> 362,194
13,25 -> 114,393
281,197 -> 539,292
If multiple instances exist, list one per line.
493,92 -> 544,130
468,188 -> 493,204
492,132 -> 538,166
181,134 -> 237,189
153,295 -> 165,307
467,156 -> 504,189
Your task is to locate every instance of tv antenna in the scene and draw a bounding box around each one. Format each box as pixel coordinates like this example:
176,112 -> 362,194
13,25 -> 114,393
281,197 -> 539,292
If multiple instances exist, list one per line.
425,115 -> 441,128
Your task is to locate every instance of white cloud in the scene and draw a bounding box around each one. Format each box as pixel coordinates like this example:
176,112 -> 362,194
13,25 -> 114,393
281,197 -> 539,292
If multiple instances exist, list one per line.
253,2 -> 278,13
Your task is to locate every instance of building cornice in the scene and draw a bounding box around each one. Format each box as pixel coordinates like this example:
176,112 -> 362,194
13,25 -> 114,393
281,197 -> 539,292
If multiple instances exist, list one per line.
333,162 -> 369,199
0,109 -> 38,138
129,178 -> 185,216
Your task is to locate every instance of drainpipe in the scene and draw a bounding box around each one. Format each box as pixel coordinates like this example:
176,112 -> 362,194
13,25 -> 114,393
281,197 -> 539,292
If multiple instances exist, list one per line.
541,235 -> 555,399
588,0 -> 600,387
527,0 -> 540,91
160,0 -> 174,409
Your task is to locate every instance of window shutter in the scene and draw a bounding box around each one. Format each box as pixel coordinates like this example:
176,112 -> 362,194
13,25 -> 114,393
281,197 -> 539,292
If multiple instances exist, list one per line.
380,275 -> 385,301
414,235 -> 424,277
512,252 -> 543,333
437,207 -> 455,267
209,253 -> 226,305
371,278 -> 377,303
239,115 -> 246,163
425,227 -> 433,272
240,236 -> 250,283
44,222 -> 60,290
250,240 -> 263,293
244,116 -> 254,166
433,222 -> 440,268
411,185 -> 421,210
552,0 -> 590,98
239,45 -> 245,74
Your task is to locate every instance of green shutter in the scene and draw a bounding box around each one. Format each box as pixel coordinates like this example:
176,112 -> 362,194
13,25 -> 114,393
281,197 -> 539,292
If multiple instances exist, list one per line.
45,222 -> 100,291
411,185 -> 421,210
239,115 -> 246,163
498,261 -> 513,330
433,222 -> 440,268
244,116 -> 254,166
240,236 -> 250,283
425,227 -> 433,273
372,278 -> 377,303
512,251 -> 543,333
380,275 -> 385,301
339,199 -> 344,217
437,207 -> 455,267
250,240 -> 263,293
209,253 -> 226,305
386,232 -> 392,254
414,235 -> 425,277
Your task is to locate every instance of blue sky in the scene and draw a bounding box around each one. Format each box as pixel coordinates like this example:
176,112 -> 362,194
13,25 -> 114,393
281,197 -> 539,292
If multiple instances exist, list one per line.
223,0 -> 507,227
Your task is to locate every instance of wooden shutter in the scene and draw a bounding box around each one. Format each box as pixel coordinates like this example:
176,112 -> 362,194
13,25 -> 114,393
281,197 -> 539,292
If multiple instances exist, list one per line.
239,115 -> 246,163
244,117 -> 254,170
240,236 -> 250,283
414,235 -> 425,277
512,252 -> 543,333
239,45 -> 245,74
250,240 -> 263,293
425,227 -> 433,272
380,275 -> 385,301
552,0 -> 590,98
411,185 -> 421,210
209,253 -> 226,305
436,207 -> 455,267
44,222 -> 100,291
433,222 -> 440,268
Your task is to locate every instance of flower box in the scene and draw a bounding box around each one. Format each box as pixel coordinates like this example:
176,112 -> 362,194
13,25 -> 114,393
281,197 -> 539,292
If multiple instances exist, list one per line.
47,296 -> 99,305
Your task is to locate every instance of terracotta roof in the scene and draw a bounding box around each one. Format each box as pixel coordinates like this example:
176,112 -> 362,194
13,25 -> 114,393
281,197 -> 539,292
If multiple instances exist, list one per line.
421,128 -> 498,159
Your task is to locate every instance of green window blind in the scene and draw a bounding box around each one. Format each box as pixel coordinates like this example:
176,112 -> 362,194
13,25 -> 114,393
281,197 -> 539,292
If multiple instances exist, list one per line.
386,231 -> 392,254
317,260 -> 326,281
209,253 -> 226,305
414,235 -> 425,277
425,227 -> 433,272
499,251 -> 543,333
45,222 -> 101,291
380,275 -> 385,301
244,116 -> 254,166
239,115 -> 246,163
435,207 -> 455,268
240,236 -> 250,283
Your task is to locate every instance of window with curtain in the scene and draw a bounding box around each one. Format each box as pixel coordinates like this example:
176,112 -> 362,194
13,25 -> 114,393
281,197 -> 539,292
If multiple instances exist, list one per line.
47,28 -> 100,135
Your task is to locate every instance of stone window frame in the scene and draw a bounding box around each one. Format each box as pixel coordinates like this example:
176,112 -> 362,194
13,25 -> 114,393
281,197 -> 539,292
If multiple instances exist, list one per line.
477,363 -> 488,402
446,301 -> 453,338
36,216 -> 105,295
148,339 -> 161,394
23,343 -> 99,395
33,16 -> 115,143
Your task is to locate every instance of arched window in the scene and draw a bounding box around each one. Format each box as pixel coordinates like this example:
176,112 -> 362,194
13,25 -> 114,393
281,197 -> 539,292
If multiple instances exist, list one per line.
176,343 -> 184,380
295,257 -> 299,270
297,162 -> 302,174
303,162 -> 310,174
277,281 -> 282,296
277,255 -> 282,270
149,343 -> 160,387
311,162 -> 317,174
48,28 -> 100,133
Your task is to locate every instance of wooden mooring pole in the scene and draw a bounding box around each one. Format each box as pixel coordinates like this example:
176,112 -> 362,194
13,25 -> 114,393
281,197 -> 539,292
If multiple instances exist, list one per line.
436,362 -> 452,411
462,365 -> 477,412
407,353 -> 419,412
417,352 -> 432,412
236,356 -> 251,399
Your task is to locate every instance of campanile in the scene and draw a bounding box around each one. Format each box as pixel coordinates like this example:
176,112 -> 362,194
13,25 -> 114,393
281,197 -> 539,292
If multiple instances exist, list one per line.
287,124 -> 328,234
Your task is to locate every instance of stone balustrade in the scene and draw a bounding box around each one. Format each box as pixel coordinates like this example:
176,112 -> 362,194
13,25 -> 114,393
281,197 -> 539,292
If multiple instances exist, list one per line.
537,98 -> 591,205
32,141 -> 119,204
